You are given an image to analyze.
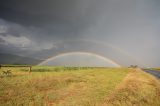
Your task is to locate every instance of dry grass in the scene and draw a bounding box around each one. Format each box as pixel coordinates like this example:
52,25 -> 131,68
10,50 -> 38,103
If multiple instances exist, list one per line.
102,68 -> 160,106
0,67 -> 160,106
0,67 -> 128,106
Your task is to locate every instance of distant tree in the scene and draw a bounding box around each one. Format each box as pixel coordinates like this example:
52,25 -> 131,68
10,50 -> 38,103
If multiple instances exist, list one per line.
130,65 -> 138,68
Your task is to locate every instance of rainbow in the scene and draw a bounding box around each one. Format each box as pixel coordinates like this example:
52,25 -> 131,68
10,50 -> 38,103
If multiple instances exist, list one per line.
50,39 -> 147,67
38,51 -> 121,67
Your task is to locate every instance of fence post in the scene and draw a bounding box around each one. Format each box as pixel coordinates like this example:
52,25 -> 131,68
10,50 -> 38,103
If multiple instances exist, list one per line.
29,66 -> 32,73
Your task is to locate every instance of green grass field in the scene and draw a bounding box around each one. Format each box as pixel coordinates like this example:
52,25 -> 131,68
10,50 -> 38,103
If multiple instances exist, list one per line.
155,68 -> 160,71
0,67 -> 160,106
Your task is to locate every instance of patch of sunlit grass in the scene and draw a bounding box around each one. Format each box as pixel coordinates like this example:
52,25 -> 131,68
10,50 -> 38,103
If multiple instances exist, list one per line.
102,68 -> 160,106
155,68 -> 160,71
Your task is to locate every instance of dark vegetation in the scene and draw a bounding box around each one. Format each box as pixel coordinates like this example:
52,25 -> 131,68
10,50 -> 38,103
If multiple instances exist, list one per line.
0,53 -> 43,65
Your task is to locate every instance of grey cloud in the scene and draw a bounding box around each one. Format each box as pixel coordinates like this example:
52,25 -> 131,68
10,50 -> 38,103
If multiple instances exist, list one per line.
0,19 -> 58,51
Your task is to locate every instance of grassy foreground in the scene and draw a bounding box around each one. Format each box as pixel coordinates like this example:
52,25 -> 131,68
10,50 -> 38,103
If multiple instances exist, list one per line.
0,67 -> 160,106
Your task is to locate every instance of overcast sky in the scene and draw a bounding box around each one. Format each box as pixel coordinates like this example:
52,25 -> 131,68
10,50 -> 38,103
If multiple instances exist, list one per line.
0,0 -> 160,67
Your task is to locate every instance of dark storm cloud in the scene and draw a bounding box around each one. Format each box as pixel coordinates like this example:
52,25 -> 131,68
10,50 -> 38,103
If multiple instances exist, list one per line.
0,0 -> 160,67
0,0 -> 103,51
0,0 -> 97,38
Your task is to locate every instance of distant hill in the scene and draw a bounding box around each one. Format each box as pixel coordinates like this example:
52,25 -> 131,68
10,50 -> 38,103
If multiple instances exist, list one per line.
0,53 -> 43,65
